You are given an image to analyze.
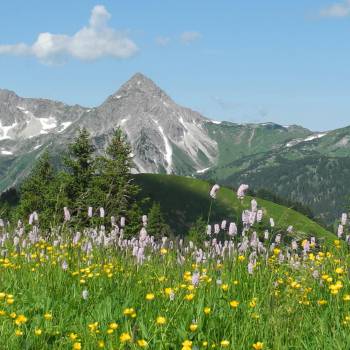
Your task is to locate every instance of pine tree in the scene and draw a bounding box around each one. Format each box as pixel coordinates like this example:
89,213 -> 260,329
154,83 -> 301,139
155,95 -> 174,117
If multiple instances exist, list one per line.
147,202 -> 171,240
63,128 -> 95,216
16,152 -> 57,227
91,128 -> 139,218
123,202 -> 143,239
187,217 -> 207,245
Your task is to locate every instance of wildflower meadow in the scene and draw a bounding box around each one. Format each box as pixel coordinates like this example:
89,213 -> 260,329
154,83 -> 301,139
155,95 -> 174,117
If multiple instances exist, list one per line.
1,183 -> 350,350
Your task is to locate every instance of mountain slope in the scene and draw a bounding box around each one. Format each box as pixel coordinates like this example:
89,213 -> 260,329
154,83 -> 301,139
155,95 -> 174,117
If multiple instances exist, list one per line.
0,72 -> 350,224
134,174 -> 334,242
202,125 -> 350,224
83,73 -> 218,174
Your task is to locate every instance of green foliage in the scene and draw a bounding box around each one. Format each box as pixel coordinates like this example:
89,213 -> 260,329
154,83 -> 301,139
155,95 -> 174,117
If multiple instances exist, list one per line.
90,128 -> 139,217
0,228 -> 347,349
134,174 -> 335,242
255,188 -> 314,219
187,216 -> 207,245
12,128 -> 139,231
123,202 -> 143,239
146,202 -> 172,239
0,187 -> 19,220
63,128 -> 96,218
15,152 -> 64,228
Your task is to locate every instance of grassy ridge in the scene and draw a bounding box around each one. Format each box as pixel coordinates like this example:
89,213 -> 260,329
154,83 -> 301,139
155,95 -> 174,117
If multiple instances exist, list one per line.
134,174 -> 334,242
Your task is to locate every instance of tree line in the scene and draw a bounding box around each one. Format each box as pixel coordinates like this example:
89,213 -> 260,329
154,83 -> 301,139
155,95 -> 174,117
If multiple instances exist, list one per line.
0,128 -> 171,238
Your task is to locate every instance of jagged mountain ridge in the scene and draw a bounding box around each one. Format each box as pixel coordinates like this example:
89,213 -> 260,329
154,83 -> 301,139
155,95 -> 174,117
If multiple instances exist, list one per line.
82,73 -> 218,174
1,72 -> 350,223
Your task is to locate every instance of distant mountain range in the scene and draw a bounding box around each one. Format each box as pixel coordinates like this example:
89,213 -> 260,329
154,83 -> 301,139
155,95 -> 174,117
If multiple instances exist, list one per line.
0,73 -> 349,224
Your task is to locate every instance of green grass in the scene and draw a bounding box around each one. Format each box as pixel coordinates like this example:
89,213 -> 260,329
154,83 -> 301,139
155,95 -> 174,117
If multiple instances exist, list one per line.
0,231 -> 349,349
134,174 -> 334,242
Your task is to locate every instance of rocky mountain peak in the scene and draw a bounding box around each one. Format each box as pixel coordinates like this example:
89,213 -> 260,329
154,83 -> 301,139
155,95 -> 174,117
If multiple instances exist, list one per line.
0,89 -> 19,102
105,73 -> 169,105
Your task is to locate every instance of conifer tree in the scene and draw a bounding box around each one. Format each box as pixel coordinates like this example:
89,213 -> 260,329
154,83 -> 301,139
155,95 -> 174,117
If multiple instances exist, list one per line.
187,217 -> 207,245
16,152 -> 57,226
91,128 -> 139,218
123,202 -> 143,239
147,202 -> 171,239
63,128 -> 95,215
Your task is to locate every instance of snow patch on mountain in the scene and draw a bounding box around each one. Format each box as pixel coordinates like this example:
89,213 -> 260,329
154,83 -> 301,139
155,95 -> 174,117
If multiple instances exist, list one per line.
0,120 -> 18,140
1,150 -> 13,155
59,121 -> 72,132
196,167 -> 211,174
39,117 -> 57,131
304,133 -> 328,142
286,133 -> 328,148
153,119 -> 173,174
177,116 -> 217,165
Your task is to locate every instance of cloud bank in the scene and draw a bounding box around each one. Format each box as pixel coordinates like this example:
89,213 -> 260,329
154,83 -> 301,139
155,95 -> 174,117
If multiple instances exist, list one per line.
320,0 -> 350,17
0,5 -> 138,64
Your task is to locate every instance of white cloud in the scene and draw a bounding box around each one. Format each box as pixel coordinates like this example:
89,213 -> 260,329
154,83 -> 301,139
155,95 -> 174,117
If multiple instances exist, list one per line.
320,0 -> 350,17
180,31 -> 201,45
0,5 -> 138,64
155,36 -> 170,47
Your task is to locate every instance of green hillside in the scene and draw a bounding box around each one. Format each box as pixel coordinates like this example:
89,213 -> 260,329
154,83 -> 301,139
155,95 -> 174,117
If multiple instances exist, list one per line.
201,124 -> 350,225
134,173 -> 335,242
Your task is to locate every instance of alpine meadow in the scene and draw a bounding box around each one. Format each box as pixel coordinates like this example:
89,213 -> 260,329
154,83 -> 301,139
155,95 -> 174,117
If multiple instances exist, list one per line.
1,2 -> 350,350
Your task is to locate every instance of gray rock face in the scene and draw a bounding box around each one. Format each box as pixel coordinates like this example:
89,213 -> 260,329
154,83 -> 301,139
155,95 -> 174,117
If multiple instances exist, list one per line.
0,73 -> 218,189
84,73 -> 218,174
0,88 -> 85,156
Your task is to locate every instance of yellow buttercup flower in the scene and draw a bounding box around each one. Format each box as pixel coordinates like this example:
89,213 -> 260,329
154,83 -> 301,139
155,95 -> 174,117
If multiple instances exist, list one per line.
88,322 -> 99,332
69,333 -> 78,341
249,298 -> 257,308
230,300 -> 239,308
123,307 -> 136,318
156,316 -> 166,325
273,248 -> 281,256
109,322 -> 118,330
182,340 -> 193,347
252,341 -> 264,349
221,284 -> 229,291
120,332 -> 132,342
73,342 -> 81,350
336,267 -> 344,274
137,339 -> 148,347
189,323 -> 198,331
15,314 -> 28,325
15,329 -> 23,336
146,293 -> 155,300
221,340 -> 230,347
44,312 -> 53,320
164,287 -> 173,296
34,328 -> 42,336
204,307 -> 211,314
184,293 -> 194,301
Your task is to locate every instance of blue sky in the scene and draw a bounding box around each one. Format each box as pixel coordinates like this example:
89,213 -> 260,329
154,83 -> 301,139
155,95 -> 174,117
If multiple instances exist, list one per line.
0,0 -> 350,131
